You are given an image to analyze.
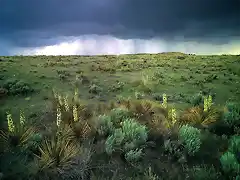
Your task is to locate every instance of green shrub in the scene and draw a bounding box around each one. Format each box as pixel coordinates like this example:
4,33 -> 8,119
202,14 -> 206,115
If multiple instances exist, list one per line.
96,115 -> 114,136
2,79 -> 34,96
223,102 -> 240,127
220,135 -> 240,177
109,108 -> 131,125
178,125 -> 201,156
190,92 -> 204,106
25,133 -> 43,153
105,134 -> 116,155
121,118 -> 148,150
89,84 -> 102,94
228,135 -> 240,155
189,165 -> 220,180
220,151 -> 240,175
104,118 -> 148,162
124,148 -> 143,162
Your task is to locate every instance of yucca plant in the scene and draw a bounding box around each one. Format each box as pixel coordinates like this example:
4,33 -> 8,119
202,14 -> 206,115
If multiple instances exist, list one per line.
37,126 -> 80,170
0,111 -> 36,150
72,121 -> 95,140
162,93 -> 168,109
163,108 -> 178,129
123,99 -> 167,122
180,105 -> 221,127
203,95 -> 213,112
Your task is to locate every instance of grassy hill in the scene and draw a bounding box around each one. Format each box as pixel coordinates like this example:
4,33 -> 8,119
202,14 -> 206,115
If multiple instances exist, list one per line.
0,53 -> 240,179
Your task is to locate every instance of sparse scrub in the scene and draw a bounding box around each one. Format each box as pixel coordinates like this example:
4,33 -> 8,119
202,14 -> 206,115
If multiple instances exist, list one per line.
178,124 -> 202,156
2,79 -> 34,96
0,54 -> 240,179
188,165 -> 221,180
223,102 -> 240,128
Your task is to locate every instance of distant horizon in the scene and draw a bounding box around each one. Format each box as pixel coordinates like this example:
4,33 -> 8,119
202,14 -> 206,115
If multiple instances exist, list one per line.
2,35 -> 239,56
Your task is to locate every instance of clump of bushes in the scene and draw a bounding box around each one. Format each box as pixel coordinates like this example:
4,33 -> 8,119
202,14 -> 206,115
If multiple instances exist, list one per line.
2,79 -> 34,96
96,108 -> 148,162
188,165 -> 221,180
178,124 -> 202,156
223,102 -> 240,128
220,135 -> 240,178
105,118 -> 148,162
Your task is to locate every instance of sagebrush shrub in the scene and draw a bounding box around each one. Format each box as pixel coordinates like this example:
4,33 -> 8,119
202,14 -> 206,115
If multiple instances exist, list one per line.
104,118 -> 148,162
228,135 -> 240,155
2,79 -> 34,96
109,108 -> 131,125
223,102 -> 240,127
189,165 -> 220,180
220,135 -> 240,177
124,148 -> 143,162
178,124 -> 201,156
220,151 -> 240,175
121,118 -> 148,148
97,115 -> 114,136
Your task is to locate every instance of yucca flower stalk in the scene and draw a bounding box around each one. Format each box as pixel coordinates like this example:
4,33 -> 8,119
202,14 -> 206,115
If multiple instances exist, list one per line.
52,88 -> 58,99
162,93 -> 167,108
142,72 -> 149,86
56,105 -> 62,127
74,87 -> 79,100
203,96 -> 208,112
73,105 -> 78,122
20,110 -> 25,125
75,74 -> 80,81
63,95 -> 70,112
7,111 -> 15,133
58,95 -> 64,106
208,95 -> 213,108
204,95 -> 213,112
73,87 -> 79,122
171,108 -> 177,124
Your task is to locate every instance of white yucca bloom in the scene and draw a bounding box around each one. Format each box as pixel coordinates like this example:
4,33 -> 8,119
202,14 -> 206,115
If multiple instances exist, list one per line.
63,95 -> 70,111
162,93 -> 167,108
76,74 -> 80,81
74,88 -> 79,99
208,95 -> 213,108
58,95 -> 64,106
56,105 -> 62,127
20,110 -> 25,125
203,96 -> 208,112
7,111 -> 15,133
171,108 -> 177,124
73,104 -> 78,122
141,72 -> 149,86
52,88 -> 58,99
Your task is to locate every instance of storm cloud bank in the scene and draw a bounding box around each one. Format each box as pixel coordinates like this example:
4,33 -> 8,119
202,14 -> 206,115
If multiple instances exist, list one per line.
0,0 -> 239,55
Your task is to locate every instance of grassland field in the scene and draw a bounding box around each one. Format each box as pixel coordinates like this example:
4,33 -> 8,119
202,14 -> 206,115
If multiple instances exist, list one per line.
0,52 -> 240,180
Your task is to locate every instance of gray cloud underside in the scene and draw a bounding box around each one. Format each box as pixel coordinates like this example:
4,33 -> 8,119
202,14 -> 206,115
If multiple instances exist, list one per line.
1,0 -> 239,42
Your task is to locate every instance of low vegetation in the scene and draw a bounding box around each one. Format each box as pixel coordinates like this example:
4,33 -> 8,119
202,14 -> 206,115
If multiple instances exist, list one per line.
0,53 -> 240,179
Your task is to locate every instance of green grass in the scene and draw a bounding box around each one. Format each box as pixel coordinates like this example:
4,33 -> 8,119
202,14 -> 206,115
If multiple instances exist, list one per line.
0,53 -> 240,180
1,53 -> 239,118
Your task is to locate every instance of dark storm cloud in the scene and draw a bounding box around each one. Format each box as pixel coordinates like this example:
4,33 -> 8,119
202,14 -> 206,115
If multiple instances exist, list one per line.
0,0 -> 239,53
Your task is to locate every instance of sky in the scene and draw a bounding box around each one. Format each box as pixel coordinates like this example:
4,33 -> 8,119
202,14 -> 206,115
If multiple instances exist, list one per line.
0,0 -> 239,55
